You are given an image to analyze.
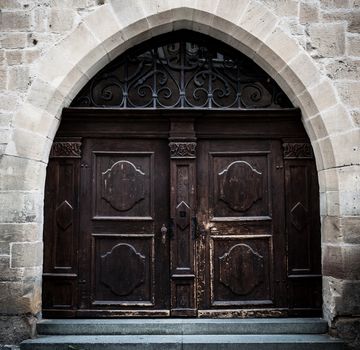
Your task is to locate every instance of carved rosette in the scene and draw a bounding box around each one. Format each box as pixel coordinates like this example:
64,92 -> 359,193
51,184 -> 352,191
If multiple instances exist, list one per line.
169,142 -> 197,159
283,143 -> 313,159
50,141 -> 82,158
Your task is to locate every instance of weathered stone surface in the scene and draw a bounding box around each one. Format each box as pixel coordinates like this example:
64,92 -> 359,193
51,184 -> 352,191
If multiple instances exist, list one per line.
299,1 -> 319,24
238,1 -> 279,41
0,114 -> 13,130
320,0 -> 353,8
0,223 -> 42,243
322,214 -> 360,245
330,129 -> 360,168
0,0 -> 23,9
326,59 -> 360,80
255,27 -> 301,76
323,244 -> 360,280
214,0 -> 249,23
347,34 -> 360,57
0,191 -> 43,224
0,92 -> 23,112
335,81 -> 360,108
279,52 -> 322,97
350,110 -> 360,127
0,241 -> 10,255
263,0 -> 299,16
0,315 -> 37,345
0,11 -> 32,31
321,104 -> 354,136
83,4 -> 122,44
49,9 -> 77,33
323,277 -> 360,321
7,66 -> 30,92
322,216 -> 342,244
337,281 -> 360,315
5,50 -> 23,66
308,23 -> 346,57
110,0 -> 148,29
12,103 -> 59,141
340,216 -> 360,244
0,276 -> 42,315
32,8 -> 48,33
11,241 -> 43,268
298,79 -> 338,119
0,256 -> 28,282
0,68 -> 7,90
335,317 -> 360,350
322,10 -> 360,33
0,33 -> 28,49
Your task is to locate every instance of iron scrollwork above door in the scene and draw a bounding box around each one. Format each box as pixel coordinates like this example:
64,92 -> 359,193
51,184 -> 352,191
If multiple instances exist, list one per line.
72,31 -> 293,110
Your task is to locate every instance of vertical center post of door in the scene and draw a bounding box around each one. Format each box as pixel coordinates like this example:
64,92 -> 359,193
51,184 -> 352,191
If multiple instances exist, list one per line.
169,119 -> 197,316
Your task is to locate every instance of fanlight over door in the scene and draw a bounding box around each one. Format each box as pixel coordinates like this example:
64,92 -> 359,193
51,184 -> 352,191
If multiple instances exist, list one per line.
72,31 -> 292,109
42,31 -> 321,318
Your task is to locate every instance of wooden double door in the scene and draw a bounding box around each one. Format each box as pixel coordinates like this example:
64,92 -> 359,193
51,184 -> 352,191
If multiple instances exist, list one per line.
43,110 -> 322,318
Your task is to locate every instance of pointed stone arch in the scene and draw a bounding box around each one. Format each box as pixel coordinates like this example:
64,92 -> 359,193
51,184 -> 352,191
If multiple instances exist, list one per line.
5,0 -> 357,327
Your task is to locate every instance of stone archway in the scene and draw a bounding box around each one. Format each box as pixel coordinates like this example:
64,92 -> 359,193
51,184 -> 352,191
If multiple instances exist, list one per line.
2,0 -> 358,342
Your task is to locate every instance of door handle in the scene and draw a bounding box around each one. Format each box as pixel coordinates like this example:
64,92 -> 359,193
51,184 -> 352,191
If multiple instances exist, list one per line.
161,219 -> 175,243
161,224 -> 168,244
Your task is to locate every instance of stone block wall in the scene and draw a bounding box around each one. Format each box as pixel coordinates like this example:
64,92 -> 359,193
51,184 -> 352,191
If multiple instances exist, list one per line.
0,0 -> 359,348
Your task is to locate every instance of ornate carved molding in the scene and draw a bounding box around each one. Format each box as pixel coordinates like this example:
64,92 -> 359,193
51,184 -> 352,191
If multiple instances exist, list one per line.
283,142 -> 313,159
169,142 -> 197,159
50,141 -> 82,158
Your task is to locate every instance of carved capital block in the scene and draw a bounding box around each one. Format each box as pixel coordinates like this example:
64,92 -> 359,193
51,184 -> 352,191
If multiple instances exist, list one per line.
169,142 -> 197,159
50,141 -> 82,158
283,142 -> 313,159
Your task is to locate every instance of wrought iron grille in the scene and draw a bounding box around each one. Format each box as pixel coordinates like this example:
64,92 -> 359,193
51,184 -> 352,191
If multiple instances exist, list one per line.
72,31 -> 293,109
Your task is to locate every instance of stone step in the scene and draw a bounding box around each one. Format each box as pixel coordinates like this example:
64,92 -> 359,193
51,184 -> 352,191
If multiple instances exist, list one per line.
37,318 -> 328,335
20,334 -> 344,350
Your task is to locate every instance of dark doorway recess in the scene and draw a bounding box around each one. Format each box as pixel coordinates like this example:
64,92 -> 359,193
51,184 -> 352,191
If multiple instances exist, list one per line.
43,31 -> 321,318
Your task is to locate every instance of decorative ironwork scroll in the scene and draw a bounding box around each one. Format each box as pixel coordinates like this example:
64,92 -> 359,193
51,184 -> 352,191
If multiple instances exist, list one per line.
50,141 -> 82,158
283,143 -> 313,159
72,31 -> 293,109
169,142 -> 196,158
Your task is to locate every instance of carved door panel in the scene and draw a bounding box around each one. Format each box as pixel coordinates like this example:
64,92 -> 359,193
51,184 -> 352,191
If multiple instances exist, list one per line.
78,138 -> 170,316
196,138 -> 287,317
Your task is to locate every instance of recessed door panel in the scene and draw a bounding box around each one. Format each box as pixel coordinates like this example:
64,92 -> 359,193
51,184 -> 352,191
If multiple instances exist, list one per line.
209,152 -> 271,220
92,234 -> 154,306
93,152 -> 154,220
210,236 -> 273,306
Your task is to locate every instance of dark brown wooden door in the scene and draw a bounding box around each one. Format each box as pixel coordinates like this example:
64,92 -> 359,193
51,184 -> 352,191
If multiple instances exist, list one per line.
77,137 -> 170,316
43,110 -> 321,318
196,138 -> 286,316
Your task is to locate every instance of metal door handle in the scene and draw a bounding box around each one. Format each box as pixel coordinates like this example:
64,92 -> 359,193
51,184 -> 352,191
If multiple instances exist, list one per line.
161,224 -> 167,244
